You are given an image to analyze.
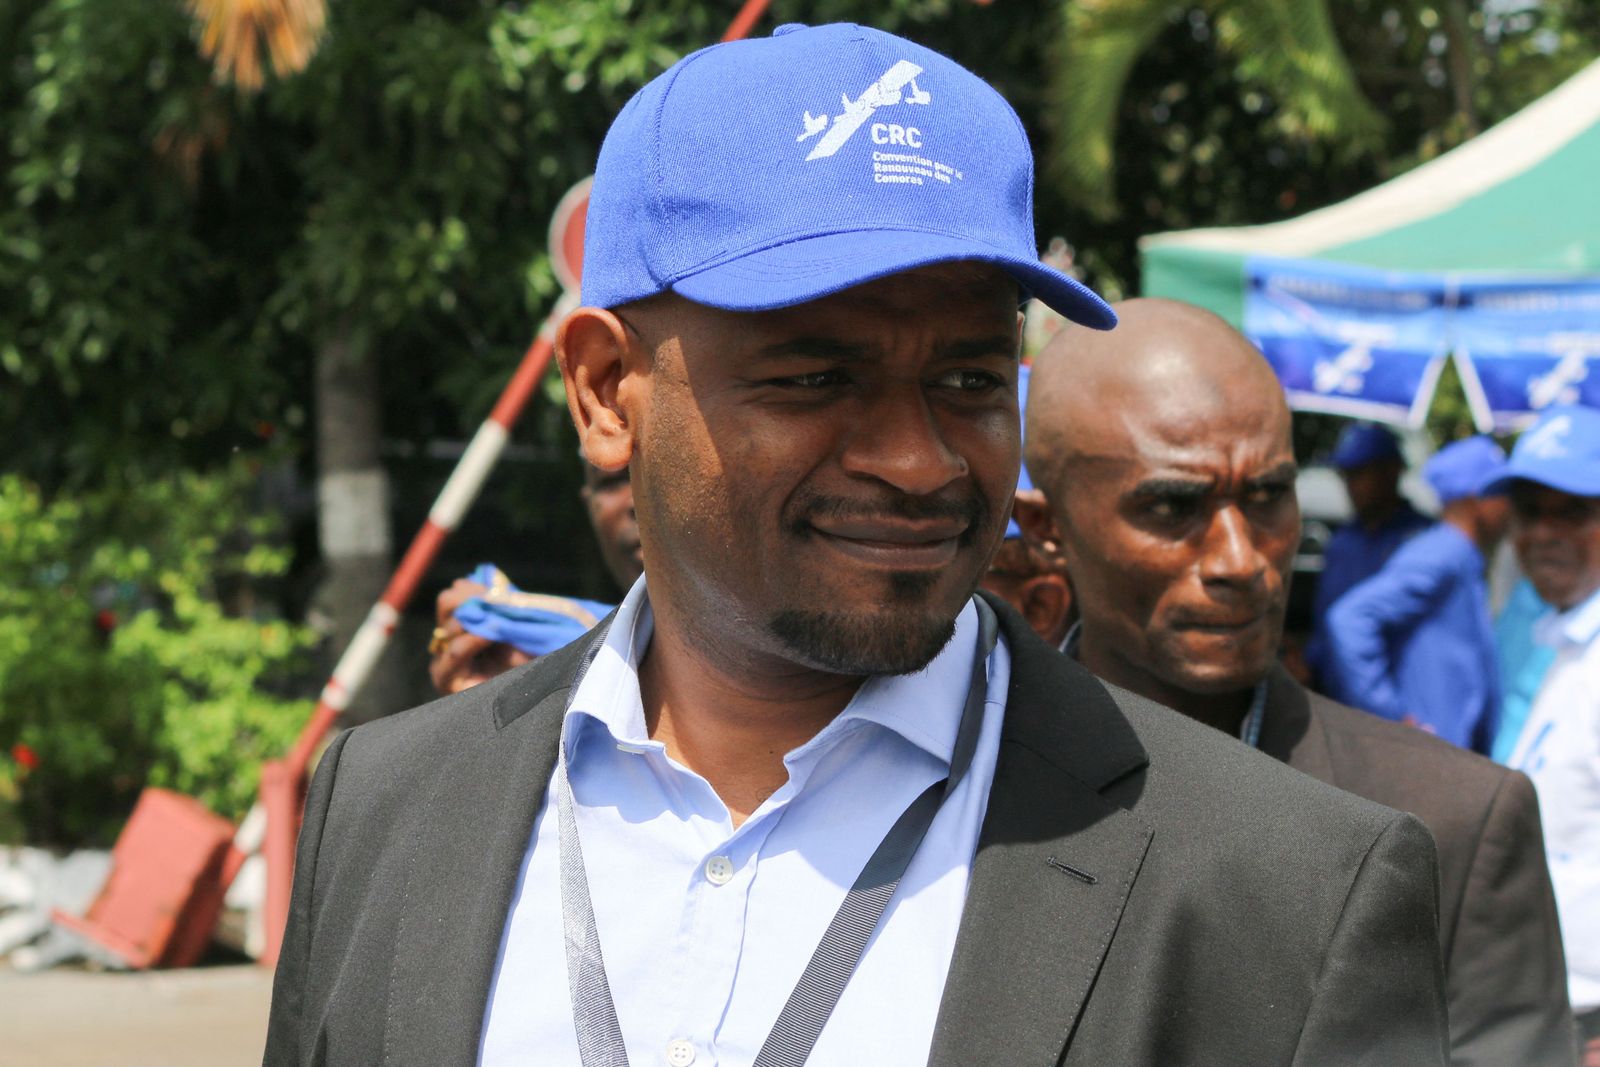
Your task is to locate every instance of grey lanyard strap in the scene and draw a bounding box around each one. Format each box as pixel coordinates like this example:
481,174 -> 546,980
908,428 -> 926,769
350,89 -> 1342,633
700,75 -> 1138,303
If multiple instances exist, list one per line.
555,598 -> 1000,1067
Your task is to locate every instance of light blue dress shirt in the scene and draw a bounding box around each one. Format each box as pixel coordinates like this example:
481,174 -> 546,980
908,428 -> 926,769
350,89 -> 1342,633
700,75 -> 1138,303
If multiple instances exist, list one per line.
1492,579 -> 1558,763
1508,584 -> 1600,1012
479,578 -> 1011,1066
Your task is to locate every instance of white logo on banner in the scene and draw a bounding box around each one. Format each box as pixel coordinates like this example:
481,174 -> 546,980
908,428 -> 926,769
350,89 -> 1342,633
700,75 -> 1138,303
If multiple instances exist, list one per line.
1313,345 -> 1376,395
1310,322 -> 1396,395
1527,351 -> 1590,410
796,61 -> 962,186
1521,415 -> 1573,459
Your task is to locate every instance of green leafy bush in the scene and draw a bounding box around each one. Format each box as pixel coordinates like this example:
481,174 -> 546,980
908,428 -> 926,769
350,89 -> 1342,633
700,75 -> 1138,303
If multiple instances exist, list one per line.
0,463 -> 313,846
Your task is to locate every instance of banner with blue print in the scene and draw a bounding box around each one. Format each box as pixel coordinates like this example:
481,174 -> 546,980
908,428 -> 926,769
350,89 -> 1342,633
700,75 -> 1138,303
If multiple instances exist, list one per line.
1243,256 -> 1450,427
1451,278 -> 1600,430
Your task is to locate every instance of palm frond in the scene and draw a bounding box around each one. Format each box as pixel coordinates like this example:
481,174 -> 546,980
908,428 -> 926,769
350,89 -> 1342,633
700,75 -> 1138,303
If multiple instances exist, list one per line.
1045,0 -> 1173,218
1209,0 -> 1384,146
187,0 -> 327,92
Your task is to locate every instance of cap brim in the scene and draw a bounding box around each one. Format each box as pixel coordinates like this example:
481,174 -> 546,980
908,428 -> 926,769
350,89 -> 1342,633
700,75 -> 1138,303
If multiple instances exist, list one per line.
1481,460 -> 1600,498
669,230 -> 1116,329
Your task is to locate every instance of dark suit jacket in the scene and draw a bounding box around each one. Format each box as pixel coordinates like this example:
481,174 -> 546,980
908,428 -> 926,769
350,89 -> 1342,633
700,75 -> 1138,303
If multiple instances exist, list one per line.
1259,667 -> 1576,1067
265,599 -> 1448,1066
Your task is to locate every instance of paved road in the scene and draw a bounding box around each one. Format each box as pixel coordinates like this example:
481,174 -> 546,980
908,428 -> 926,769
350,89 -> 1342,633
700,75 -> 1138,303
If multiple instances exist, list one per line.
0,964 -> 273,1067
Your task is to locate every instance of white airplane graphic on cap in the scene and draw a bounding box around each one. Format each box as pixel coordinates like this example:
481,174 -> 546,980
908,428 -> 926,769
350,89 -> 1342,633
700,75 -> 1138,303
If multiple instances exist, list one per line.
1521,414 -> 1573,458
803,60 -> 926,161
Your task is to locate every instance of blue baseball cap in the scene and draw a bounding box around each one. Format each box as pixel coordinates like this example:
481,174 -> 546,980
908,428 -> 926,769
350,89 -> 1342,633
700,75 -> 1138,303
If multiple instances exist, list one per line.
1423,436 -> 1505,505
1005,363 -> 1036,539
454,565 -> 614,658
581,23 -> 1114,328
1482,405 -> 1600,498
1331,423 -> 1403,471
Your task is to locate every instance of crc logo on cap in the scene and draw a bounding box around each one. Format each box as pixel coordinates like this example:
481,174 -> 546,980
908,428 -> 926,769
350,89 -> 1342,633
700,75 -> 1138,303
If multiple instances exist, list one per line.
1521,414 -> 1573,459
794,60 -> 964,187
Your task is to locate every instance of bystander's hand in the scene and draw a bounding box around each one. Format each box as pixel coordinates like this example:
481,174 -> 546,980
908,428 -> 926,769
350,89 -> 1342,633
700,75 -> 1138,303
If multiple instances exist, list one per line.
1583,1035 -> 1600,1067
428,579 -> 531,695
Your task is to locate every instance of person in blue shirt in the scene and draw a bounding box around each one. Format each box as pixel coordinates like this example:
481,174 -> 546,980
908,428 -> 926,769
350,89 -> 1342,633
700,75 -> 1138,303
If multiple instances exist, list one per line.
1306,423 -> 1432,685
1324,436 -> 1512,751
1493,577 -> 1558,763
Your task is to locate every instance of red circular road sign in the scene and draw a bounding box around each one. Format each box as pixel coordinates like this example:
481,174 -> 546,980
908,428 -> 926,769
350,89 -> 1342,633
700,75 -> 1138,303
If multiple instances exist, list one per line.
548,176 -> 592,294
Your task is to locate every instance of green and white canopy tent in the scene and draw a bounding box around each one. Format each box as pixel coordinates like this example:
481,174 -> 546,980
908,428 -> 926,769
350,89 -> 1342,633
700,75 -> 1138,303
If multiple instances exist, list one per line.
1140,59 -> 1600,430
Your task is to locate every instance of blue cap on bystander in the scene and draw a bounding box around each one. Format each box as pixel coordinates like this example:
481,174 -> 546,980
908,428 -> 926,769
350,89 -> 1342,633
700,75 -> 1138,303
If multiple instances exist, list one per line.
454,565 -> 614,658
1423,436 -> 1506,505
1331,423 -> 1403,471
1482,405 -> 1600,499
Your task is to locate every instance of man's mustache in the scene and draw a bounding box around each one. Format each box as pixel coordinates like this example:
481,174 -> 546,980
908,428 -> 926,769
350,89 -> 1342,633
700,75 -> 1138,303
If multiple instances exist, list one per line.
791,492 -> 991,546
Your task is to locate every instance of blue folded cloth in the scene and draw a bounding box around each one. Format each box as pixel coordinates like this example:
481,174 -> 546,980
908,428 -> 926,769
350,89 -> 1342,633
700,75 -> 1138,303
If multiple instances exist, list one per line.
453,564 -> 614,657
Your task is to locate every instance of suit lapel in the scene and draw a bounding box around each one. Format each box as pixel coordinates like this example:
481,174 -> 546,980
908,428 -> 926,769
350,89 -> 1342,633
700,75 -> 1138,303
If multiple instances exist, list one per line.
380,626 -> 607,1066
929,601 -> 1154,1067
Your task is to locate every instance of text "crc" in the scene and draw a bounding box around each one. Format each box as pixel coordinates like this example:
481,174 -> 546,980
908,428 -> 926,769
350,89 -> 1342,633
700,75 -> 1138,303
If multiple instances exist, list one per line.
871,123 -> 922,147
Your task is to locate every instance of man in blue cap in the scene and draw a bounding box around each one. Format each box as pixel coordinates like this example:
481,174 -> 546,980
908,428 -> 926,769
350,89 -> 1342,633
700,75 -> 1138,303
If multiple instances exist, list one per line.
1485,405 -> 1600,1055
266,25 -> 1447,1066
1307,422 -> 1432,684
1323,436 -> 1512,751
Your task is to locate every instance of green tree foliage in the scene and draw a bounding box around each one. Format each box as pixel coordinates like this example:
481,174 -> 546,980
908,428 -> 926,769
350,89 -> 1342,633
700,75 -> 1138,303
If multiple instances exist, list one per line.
1049,0 -> 1385,217
1041,0 -> 1599,292
0,464 -> 313,845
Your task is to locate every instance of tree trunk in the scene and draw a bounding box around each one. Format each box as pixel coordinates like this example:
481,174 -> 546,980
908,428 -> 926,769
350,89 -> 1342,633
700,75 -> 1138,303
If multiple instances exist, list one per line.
312,316 -> 409,726
1443,0 -> 1481,137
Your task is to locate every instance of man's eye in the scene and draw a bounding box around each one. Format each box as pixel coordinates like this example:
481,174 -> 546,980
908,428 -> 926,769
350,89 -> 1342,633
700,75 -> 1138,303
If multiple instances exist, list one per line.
933,369 -> 1004,391
1149,497 -> 1200,521
771,370 -> 848,389
1246,484 -> 1290,507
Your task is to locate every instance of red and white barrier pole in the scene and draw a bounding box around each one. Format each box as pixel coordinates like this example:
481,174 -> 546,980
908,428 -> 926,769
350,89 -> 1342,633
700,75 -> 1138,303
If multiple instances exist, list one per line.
259,293 -> 574,966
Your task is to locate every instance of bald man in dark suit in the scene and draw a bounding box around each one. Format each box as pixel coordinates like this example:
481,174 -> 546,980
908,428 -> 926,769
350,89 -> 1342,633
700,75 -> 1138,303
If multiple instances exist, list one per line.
1017,297 -> 1575,1067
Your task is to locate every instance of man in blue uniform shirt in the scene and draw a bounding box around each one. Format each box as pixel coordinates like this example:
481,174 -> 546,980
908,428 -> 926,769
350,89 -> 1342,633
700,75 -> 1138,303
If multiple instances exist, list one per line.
1325,436 -> 1512,751
1308,422 -> 1431,684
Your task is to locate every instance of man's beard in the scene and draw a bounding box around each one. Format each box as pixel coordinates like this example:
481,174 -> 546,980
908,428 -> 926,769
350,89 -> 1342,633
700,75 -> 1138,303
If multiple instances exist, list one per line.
766,569 -> 962,676
762,486 -> 993,675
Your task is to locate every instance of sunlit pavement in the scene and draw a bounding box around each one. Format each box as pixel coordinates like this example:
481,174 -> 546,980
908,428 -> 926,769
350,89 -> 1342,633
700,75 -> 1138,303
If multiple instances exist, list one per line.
0,963 -> 272,1067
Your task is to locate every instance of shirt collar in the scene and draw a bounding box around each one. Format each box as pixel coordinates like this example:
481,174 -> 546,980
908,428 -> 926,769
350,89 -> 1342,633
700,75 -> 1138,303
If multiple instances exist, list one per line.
1534,583 -> 1600,649
1061,622 -> 1268,748
563,576 -> 981,771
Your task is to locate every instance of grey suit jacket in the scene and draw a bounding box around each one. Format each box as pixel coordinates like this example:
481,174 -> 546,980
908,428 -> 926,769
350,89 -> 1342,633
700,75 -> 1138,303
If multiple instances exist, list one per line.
1259,666 -> 1576,1067
265,597 -> 1448,1065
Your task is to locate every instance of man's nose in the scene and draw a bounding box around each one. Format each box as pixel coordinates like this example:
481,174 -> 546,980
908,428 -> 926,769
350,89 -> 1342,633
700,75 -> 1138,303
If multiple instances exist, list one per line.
1199,506 -> 1266,588
839,384 -> 969,496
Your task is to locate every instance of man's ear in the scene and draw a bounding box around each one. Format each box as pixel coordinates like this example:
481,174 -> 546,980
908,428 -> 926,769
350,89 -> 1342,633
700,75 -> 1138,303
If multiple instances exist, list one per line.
1011,487 -> 1061,556
1018,573 -> 1073,647
557,307 -> 636,472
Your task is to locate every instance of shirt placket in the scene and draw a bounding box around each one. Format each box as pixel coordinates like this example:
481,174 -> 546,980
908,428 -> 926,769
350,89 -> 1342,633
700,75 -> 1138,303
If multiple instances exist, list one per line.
660,806 -> 785,1067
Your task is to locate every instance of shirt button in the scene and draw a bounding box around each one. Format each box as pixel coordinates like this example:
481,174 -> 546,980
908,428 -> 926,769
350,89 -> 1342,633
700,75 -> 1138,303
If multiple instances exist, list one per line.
704,855 -> 734,885
665,1038 -> 697,1066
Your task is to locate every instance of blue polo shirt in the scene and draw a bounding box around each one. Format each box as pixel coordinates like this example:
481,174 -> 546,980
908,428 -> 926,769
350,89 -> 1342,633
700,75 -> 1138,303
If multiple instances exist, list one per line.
1306,501 -> 1431,686
1323,522 -> 1500,752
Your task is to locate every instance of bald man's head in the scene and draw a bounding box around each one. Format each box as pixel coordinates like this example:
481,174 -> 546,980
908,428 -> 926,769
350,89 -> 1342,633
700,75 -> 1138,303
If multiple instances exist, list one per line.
1025,299 -> 1290,499
1017,298 -> 1300,727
